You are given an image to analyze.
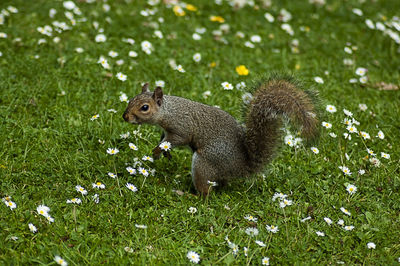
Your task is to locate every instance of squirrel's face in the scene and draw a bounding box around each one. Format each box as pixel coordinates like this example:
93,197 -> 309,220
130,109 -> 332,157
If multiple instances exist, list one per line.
123,83 -> 163,125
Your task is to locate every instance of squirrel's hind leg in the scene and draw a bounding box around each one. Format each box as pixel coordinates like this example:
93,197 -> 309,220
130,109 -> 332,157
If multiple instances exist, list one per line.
191,152 -> 221,196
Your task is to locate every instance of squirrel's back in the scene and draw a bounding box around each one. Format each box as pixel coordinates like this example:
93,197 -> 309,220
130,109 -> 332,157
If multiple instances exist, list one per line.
160,96 -> 249,174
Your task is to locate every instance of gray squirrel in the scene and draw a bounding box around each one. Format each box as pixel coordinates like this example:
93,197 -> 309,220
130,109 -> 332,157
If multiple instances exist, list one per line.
123,78 -> 318,195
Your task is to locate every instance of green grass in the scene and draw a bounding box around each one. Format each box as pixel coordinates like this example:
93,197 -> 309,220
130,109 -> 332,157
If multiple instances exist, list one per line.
1,0 -> 400,264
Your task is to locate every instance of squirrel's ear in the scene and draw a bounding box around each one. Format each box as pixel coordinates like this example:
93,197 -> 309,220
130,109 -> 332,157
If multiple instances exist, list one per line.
141,83 -> 150,93
153,87 -> 163,106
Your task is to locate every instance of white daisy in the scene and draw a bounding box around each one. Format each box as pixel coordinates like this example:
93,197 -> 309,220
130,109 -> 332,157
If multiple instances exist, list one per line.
352,8 -> 363,16
344,46 -> 352,54
266,224 -> 279,233
272,192 -> 287,201
326,105 -> 337,113
126,167 -> 136,175
359,76 -> 368,84
355,67 -> 367,76
250,35 -> 262,43
142,155 -> 154,162
339,166 -> 352,176
311,147 -> 319,154
367,148 -> 375,156
244,215 -> 257,222
358,103 -> 368,111
236,81 -> 246,90
138,167 -> 149,177
119,92 -> 128,102
324,217 -> 333,225
186,251 -> 200,264
97,56 -> 110,69
344,225 -> 355,231
120,132 -> 130,139
262,257 -> 270,265
5,200 -> 16,210
365,19 -> 375,29
221,81 -> 233,90
126,183 -> 138,192
95,34 -> 106,43
255,240 -> 266,247
159,141 -> 171,151
155,80 -> 165,87
346,184 -> 357,194
37,205 -> 50,217
106,148 -> 119,155
108,172 -> 117,178
54,255 -> 68,266
264,12 -> 274,22
192,53 -> 201,62
175,64 -> 185,73
376,130 -> 385,139
340,207 -> 351,216
279,199 -> 293,208
128,50 -> 138,58
66,198 -> 82,204
245,227 -> 259,237
314,76 -> 324,84
108,50 -> 118,58
187,207 -> 197,214
135,224 -> 148,230
92,182 -> 105,189
28,223 -> 37,233
242,92 -> 253,105
343,109 -> 353,117
129,143 -> 138,150
346,125 -> 358,134
75,185 -> 87,195
116,72 -> 127,82
322,122 -> 332,129
207,180 -> 218,187
192,33 -> 201,40
360,131 -> 370,139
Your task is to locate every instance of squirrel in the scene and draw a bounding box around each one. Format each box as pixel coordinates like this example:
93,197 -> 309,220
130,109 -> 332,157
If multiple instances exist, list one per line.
123,77 -> 318,195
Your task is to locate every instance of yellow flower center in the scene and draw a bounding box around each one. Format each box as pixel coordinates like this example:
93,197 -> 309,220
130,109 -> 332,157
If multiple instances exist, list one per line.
186,4 -> 197,11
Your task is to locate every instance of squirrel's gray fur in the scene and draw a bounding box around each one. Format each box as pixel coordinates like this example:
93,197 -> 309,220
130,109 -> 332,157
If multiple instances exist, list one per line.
123,79 -> 318,195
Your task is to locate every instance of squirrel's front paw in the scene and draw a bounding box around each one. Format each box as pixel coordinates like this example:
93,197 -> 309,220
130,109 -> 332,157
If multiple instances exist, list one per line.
152,146 -> 172,160
152,146 -> 162,160
163,150 -> 172,160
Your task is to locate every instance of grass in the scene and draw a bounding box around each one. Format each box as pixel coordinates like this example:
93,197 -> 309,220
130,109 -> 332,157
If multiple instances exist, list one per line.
1,0 -> 400,264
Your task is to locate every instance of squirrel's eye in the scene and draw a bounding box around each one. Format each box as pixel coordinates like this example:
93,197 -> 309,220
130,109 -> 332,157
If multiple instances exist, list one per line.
140,105 -> 149,111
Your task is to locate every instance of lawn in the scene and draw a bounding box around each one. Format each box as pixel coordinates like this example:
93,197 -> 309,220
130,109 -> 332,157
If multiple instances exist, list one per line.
1,0 -> 400,264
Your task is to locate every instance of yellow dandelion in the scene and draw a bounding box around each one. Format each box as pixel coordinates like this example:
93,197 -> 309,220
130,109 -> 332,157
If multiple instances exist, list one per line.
185,4 -> 197,11
235,65 -> 249,76
210,15 -> 225,23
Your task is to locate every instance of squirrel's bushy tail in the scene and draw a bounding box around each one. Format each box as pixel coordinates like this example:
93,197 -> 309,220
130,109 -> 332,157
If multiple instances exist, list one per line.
244,78 -> 318,173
